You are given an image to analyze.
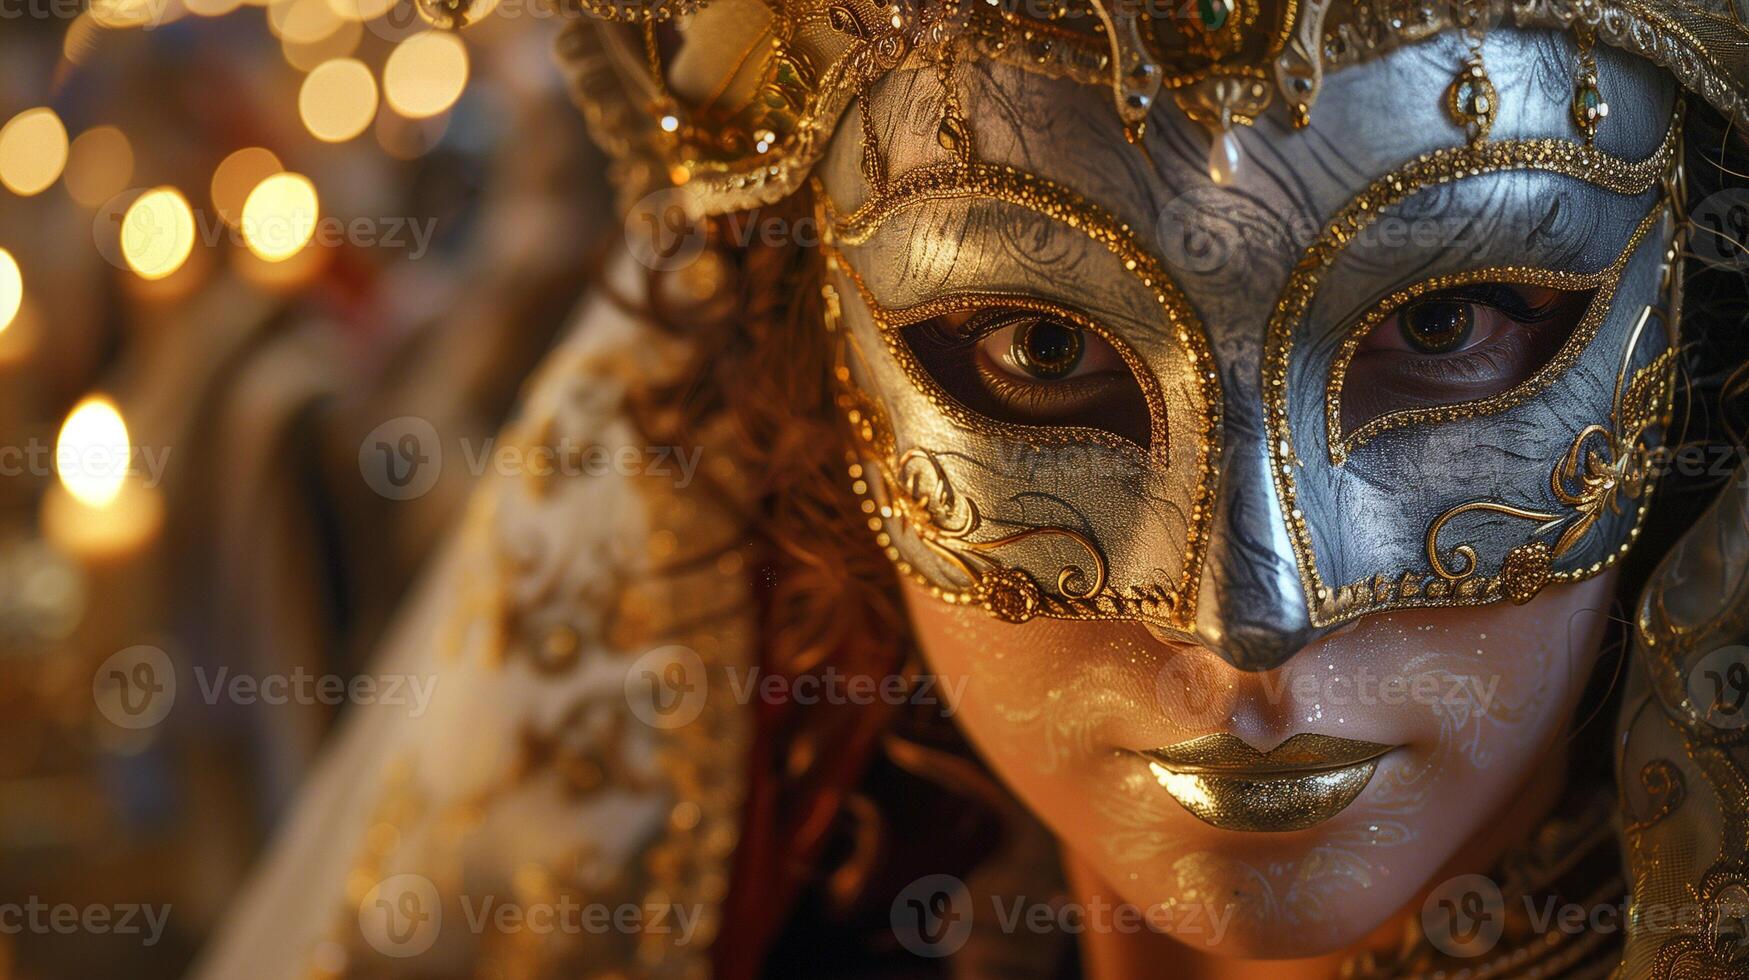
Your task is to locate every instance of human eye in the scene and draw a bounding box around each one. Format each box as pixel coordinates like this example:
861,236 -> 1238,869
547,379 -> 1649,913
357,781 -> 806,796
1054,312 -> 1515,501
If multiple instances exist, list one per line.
1339,281 -> 1594,434
900,305 -> 1153,448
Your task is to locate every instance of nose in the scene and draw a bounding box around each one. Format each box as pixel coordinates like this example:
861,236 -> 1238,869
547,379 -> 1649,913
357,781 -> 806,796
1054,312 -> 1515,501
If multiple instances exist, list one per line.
1192,407 -> 1321,671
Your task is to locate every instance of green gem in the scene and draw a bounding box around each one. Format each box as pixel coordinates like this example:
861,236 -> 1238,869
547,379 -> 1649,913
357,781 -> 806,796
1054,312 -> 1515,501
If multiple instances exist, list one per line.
1578,85 -> 1602,112
1198,0 -> 1231,31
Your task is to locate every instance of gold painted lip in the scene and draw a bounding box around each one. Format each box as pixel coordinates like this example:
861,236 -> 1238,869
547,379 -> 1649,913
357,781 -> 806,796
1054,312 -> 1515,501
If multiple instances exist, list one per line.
1136,733 -> 1397,833
1141,733 -> 1395,775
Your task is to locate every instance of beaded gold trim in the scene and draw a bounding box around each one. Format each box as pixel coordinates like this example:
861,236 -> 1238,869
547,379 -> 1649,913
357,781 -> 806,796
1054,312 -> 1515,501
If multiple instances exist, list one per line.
1265,114 -> 1680,627
828,270 -> 1173,459
819,162 -> 1224,628
1325,201 -> 1667,465
1425,337 -> 1678,606
828,289 -> 1120,623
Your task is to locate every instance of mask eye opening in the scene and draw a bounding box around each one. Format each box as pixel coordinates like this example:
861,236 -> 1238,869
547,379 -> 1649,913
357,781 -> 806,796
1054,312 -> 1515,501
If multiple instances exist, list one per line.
895,301 -> 1160,452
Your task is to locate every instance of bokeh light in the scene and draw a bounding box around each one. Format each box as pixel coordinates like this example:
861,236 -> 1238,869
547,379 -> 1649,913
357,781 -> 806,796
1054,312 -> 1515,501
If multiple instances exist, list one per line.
283,16 -> 362,71
185,0 -> 245,15
326,0 -> 396,21
241,173 -> 319,261
61,12 -> 105,63
120,188 -> 198,280
88,0 -> 171,28
211,147 -> 284,228
383,32 -> 469,120
268,0 -> 342,44
63,126 -> 135,208
0,108 -> 70,197
0,249 -> 20,335
56,396 -> 130,509
299,59 -> 378,142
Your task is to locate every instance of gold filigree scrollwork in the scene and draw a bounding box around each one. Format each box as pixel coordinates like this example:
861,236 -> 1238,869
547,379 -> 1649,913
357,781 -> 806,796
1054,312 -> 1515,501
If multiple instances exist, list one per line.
825,279 -> 1112,624
1274,0 -> 1333,129
1622,757 -> 1688,835
816,163 -> 1220,629
885,448 -> 1109,622
1265,116 -> 1679,626
1426,304 -> 1677,604
1324,203 -> 1657,465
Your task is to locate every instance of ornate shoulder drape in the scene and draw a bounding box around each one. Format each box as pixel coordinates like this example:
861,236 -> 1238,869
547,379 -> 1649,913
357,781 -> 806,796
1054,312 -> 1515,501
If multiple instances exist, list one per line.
195,257 -> 756,979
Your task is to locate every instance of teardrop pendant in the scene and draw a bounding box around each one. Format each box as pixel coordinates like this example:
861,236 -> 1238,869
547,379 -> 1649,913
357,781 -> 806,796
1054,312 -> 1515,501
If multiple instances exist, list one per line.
1208,125 -> 1242,185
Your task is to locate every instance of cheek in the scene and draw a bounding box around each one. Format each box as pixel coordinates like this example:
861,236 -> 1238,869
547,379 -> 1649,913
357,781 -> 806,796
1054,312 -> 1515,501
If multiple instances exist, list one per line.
899,581 -> 1166,853
1362,570 -> 1617,799
902,582 -> 1148,770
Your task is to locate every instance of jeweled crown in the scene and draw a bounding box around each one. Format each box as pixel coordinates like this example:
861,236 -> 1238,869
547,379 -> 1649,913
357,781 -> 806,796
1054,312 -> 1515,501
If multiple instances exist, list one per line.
536,0 -> 1748,213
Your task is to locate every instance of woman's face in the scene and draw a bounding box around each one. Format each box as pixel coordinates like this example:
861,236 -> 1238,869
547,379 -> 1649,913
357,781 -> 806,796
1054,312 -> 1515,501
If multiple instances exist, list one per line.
814,26 -> 1678,957
901,572 -> 1615,956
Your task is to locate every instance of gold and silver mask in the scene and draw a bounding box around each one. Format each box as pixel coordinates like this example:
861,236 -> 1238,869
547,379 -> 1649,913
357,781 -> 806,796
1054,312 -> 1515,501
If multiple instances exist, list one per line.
560,0 -> 1743,669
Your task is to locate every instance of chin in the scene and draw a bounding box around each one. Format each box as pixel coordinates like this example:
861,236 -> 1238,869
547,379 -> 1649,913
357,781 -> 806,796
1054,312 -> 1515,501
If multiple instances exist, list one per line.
1066,822 -> 1414,960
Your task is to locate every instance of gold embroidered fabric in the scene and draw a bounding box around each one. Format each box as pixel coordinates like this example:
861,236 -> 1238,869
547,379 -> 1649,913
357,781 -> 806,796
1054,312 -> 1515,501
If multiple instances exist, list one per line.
195,265 -> 756,980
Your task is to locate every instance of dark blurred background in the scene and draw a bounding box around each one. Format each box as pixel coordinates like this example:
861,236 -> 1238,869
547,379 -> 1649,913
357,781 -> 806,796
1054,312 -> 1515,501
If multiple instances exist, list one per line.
0,7 -> 611,975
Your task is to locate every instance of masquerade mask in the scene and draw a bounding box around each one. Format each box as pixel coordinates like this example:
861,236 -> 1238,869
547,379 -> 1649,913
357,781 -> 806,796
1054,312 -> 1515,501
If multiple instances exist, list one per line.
819,31 -> 1686,671
558,1 -> 1734,671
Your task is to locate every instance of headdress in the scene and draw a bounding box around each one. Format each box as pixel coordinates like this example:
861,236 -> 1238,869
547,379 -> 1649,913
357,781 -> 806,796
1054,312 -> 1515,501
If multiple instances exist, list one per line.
544,0 -> 1749,212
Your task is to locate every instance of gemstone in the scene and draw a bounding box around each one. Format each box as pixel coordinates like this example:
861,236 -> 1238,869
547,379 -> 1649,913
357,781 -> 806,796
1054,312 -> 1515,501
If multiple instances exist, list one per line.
936,116 -> 968,154
1572,78 -> 1609,136
1456,81 -> 1481,113
1198,0 -> 1231,31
